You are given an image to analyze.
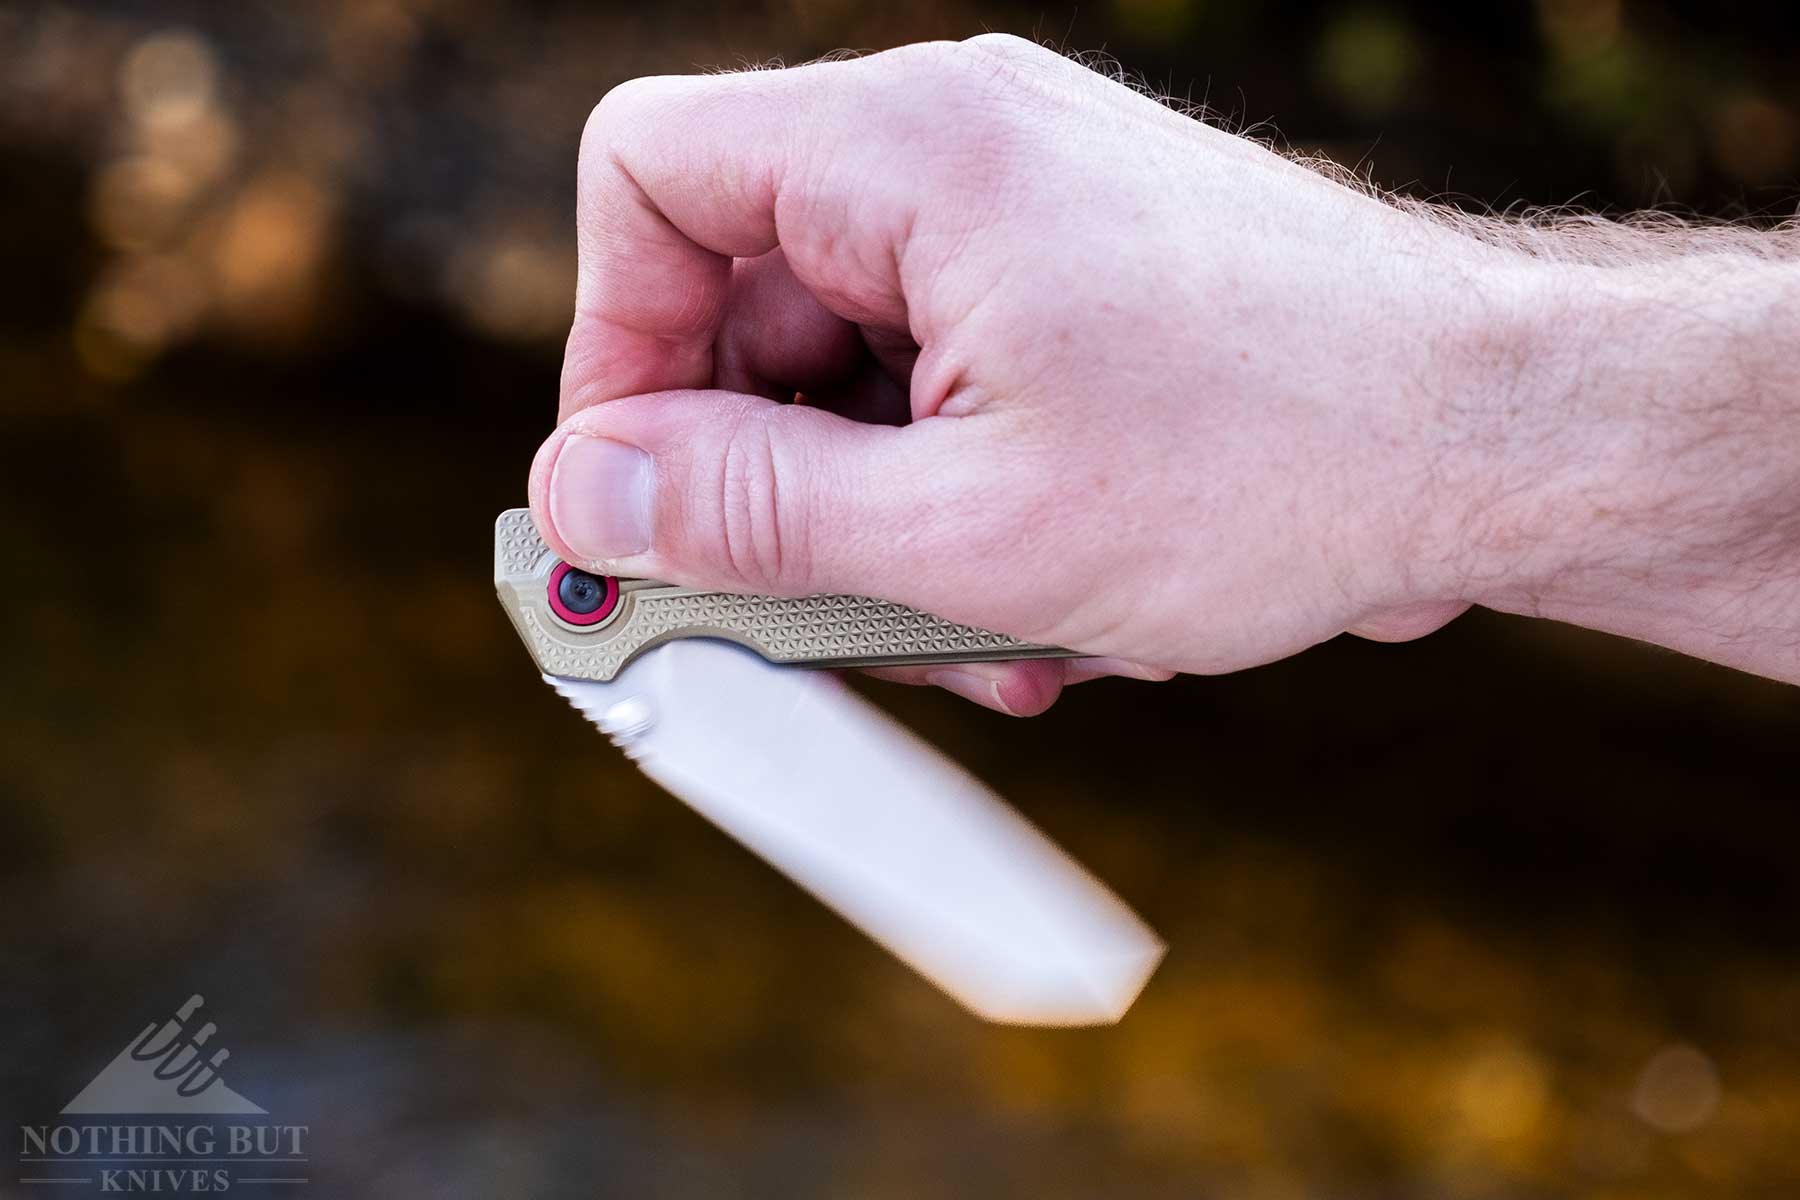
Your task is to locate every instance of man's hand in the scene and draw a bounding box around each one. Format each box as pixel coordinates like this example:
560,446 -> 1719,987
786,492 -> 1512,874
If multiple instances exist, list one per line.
531,34 -> 1800,711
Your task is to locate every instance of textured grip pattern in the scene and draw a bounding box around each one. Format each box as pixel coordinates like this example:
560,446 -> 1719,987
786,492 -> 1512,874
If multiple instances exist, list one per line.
494,509 -> 1061,681
496,508 -> 551,577
520,589 -> 1036,680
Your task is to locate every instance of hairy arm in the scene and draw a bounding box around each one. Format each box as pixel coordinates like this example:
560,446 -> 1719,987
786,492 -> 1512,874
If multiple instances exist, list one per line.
1432,231 -> 1800,681
532,34 -> 1800,712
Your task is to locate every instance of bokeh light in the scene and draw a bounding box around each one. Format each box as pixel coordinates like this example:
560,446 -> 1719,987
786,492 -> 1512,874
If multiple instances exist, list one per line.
1632,1044 -> 1722,1135
118,30 -> 218,132
3,1 -> 1798,1196
1315,8 -> 1420,118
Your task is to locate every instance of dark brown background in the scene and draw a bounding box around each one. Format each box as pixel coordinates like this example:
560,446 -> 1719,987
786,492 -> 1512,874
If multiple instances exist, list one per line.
3,1 -> 1799,1196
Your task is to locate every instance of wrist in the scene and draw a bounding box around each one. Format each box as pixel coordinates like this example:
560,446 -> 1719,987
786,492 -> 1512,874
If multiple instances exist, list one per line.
1442,252 -> 1800,675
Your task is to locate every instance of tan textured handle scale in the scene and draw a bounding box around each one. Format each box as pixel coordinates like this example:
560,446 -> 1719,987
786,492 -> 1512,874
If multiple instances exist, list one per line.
494,509 -> 1073,682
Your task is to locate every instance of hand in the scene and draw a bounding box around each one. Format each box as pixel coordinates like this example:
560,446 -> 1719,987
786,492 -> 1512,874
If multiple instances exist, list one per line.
531,35 -> 1800,710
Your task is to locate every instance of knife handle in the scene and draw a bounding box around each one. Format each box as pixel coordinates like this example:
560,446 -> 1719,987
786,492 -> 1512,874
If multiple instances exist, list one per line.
495,509 -> 1074,683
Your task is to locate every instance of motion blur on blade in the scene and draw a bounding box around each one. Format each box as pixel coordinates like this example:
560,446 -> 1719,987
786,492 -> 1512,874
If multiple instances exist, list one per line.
494,509 -> 1164,1025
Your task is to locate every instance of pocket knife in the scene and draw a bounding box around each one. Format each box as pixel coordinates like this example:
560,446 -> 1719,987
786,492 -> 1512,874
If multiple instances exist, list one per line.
494,508 -> 1163,1025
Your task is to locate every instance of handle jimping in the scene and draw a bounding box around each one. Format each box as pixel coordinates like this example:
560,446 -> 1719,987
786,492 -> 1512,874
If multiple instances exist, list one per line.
494,509 -> 1075,682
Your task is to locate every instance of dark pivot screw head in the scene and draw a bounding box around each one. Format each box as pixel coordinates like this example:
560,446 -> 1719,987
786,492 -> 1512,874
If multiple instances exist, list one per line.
546,562 -> 619,626
559,568 -> 606,614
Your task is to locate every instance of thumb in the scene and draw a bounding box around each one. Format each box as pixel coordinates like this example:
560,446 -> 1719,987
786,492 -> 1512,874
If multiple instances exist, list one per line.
528,390 -> 1032,621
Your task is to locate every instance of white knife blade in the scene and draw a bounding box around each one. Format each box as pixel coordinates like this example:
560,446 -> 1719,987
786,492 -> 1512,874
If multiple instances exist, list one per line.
495,508 -> 1164,1024
544,638 -> 1164,1026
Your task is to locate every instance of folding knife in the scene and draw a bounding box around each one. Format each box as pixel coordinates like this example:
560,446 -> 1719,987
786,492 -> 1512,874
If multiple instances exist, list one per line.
494,508 -> 1163,1025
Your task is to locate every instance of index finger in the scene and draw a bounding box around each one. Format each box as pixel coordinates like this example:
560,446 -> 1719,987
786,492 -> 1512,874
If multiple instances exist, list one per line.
560,46 -> 952,421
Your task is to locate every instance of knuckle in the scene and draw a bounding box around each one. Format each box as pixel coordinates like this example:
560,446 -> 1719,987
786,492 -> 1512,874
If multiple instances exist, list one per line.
961,32 -> 1042,60
884,38 -> 1034,110
853,41 -> 1065,195
583,75 -> 654,143
958,32 -> 1064,91
713,411 -> 811,593
943,38 -> 1062,156
578,75 -> 677,180
576,80 -> 647,199
875,39 -> 967,84
831,55 -> 1018,207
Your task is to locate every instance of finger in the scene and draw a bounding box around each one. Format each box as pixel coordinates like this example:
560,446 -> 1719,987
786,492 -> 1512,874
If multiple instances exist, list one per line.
861,654 -> 1171,715
714,250 -> 864,401
1345,601 -> 1470,642
862,660 -> 1068,717
560,50 -> 944,420
529,390 -> 1057,632
1063,657 -> 1177,685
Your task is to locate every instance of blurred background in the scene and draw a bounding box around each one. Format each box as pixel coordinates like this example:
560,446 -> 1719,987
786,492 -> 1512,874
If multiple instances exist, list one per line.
3,1 -> 1800,1196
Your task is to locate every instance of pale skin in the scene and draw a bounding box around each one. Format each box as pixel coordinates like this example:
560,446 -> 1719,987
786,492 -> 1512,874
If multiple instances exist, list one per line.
529,34 -> 1800,715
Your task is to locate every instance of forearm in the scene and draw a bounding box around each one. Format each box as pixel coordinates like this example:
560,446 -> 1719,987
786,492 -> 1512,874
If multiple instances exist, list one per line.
1445,249 -> 1800,681
544,37 -> 1799,707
